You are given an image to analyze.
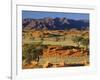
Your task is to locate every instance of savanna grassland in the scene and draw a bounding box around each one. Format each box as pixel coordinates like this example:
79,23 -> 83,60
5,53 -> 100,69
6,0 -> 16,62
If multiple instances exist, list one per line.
22,17 -> 89,69
22,29 -> 89,69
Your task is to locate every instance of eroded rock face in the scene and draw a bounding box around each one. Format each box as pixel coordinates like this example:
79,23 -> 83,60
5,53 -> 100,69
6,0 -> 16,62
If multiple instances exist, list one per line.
43,45 -> 88,57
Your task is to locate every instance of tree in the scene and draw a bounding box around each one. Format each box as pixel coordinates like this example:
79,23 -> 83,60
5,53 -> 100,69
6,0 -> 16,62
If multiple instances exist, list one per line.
81,38 -> 89,50
40,35 -> 44,43
25,44 -> 33,64
63,29 -> 68,41
72,36 -> 83,48
63,32 -> 66,41
32,46 -> 43,62
23,44 -> 43,64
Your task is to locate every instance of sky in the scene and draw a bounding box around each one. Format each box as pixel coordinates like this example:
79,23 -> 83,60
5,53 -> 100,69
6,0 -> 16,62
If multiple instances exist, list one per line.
22,10 -> 89,20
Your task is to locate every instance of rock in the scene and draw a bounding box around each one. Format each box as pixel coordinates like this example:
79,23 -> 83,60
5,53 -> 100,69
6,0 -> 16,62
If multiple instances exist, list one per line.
31,61 -> 38,66
43,61 -> 53,68
58,60 -> 65,67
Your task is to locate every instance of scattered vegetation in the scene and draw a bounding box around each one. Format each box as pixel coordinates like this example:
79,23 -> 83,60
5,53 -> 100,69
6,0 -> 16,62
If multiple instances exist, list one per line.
22,16 -> 89,69
22,29 -> 89,69
22,44 -> 43,64
72,35 -> 89,50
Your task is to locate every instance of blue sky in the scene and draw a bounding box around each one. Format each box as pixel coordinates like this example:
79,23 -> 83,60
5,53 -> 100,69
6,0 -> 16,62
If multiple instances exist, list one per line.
22,10 -> 89,20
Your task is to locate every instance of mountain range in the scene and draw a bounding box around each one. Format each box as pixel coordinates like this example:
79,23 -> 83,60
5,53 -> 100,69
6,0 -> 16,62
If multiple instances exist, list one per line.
22,17 -> 89,30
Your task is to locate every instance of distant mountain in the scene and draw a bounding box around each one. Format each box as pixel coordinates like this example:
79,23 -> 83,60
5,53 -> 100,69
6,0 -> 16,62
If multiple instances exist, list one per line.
22,17 -> 89,30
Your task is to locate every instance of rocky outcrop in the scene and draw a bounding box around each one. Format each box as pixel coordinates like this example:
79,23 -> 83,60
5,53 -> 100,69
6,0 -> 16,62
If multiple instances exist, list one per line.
43,45 -> 88,57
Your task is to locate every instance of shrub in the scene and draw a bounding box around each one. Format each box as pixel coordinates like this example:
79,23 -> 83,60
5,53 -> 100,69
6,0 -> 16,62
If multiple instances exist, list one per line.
72,36 -> 84,48
22,44 -> 43,64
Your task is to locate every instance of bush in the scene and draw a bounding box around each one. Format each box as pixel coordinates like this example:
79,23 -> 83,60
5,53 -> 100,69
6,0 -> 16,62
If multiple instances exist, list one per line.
22,44 -> 43,64
81,38 -> 89,50
72,36 -> 84,48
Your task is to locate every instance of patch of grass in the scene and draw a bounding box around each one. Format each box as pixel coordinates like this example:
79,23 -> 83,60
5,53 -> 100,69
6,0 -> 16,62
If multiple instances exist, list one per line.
38,56 -> 89,65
